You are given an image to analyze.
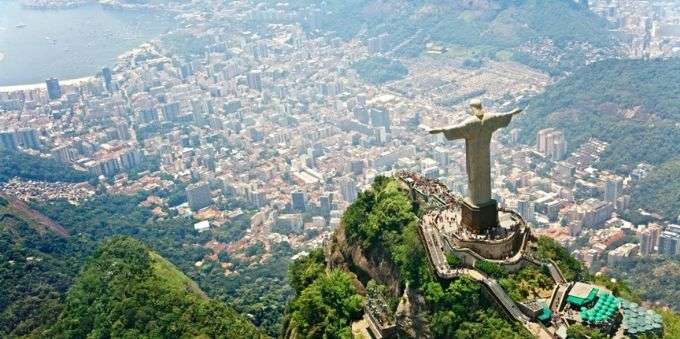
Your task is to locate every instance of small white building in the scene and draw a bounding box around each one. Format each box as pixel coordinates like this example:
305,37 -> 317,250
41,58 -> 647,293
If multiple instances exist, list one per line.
194,220 -> 210,233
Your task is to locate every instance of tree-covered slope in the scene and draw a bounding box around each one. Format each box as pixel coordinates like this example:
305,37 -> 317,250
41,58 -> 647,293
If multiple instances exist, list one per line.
0,188 -> 291,337
608,256 -> 680,312
516,58 -> 680,219
283,176 -> 530,338
48,236 -> 263,338
283,249 -> 363,339
0,150 -> 90,183
35,193 -> 292,336
352,57 -> 408,85
275,0 -> 616,73
630,159 -> 680,220
517,58 -> 680,170
0,198 -> 81,338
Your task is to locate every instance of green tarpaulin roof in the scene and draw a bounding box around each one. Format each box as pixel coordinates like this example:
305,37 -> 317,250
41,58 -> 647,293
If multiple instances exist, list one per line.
537,307 -> 552,322
567,288 -> 599,307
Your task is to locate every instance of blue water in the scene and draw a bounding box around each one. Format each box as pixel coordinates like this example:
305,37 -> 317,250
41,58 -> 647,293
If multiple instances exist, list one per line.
0,1 -> 173,86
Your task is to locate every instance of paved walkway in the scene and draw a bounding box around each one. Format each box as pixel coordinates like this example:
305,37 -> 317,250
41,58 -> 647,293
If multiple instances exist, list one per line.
419,220 -> 553,338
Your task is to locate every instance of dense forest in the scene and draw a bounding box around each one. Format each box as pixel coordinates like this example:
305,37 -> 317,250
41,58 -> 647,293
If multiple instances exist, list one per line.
0,201 -> 81,337
0,149 -> 90,183
517,58 -> 680,169
630,159 -> 680,221
609,256 -> 680,312
48,236 -> 262,338
283,249 -> 363,338
35,194 -> 292,336
0,191 -> 292,337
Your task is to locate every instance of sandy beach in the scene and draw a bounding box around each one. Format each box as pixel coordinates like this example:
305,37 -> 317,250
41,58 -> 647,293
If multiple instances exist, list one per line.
0,76 -> 95,93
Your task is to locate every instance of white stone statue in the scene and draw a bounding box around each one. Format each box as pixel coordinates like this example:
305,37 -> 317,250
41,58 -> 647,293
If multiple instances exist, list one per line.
429,99 -> 522,207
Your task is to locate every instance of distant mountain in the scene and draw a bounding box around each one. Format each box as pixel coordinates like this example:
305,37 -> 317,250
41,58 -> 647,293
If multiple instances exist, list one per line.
47,236 -> 264,338
278,0 -> 618,74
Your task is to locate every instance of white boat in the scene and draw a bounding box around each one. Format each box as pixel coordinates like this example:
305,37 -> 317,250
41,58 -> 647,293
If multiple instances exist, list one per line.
15,24 -> 27,28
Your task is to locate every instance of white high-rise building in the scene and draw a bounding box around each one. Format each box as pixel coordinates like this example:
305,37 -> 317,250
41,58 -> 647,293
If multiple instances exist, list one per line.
638,224 -> 661,256
658,231 -> 680,256
604,177 -> 623,204
537,128 -> 567,160
517,196 -> 535,223
186,182 -> 212,211
537,128 -> 554,154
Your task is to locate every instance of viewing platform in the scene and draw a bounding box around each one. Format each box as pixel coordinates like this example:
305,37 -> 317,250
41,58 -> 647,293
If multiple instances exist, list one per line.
397,171 -> 529,261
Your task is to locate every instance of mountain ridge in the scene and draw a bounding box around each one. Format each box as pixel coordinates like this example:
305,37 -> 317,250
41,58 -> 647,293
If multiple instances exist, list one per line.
47,236 -> 264,338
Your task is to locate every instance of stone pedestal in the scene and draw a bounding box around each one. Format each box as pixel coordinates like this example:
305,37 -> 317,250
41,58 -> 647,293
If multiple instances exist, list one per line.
461,199 -> 499,234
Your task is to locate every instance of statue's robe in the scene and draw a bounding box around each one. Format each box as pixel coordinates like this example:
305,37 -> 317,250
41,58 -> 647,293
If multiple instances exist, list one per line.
436,112 -> 515,207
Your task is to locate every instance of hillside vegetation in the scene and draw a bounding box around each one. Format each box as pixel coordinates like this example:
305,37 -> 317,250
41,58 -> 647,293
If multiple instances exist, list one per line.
516,58 -> 680,219
284,177 -> 530,338
283,249 -> 363,339
630,159 -> 680,220
0,202 -> 80,337
518,58 -> 680,169
278,0 -> 616,73
352,57 -> 408,85
48,236 -> 263,338
35,193 -> 290,336
0,150 -> 90,183
609,256 -> 680,312
0,192 -> 289,337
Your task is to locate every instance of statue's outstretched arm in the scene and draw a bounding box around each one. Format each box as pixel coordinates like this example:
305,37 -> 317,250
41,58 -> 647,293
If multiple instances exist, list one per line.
486,108 -> 523,129
429,120 -> 471,140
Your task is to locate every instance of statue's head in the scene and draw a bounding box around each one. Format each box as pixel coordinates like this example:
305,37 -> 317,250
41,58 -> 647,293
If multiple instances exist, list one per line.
469,99 -> 484,118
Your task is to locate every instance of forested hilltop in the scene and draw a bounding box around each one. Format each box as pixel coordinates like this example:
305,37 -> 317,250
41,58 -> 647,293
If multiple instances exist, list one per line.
515,57 -> 680,220
0,191 -> 290,338
48,237 -> 263,338
282,177 -> 532,338
270,0 -> 618,74
282,176 -> 680,338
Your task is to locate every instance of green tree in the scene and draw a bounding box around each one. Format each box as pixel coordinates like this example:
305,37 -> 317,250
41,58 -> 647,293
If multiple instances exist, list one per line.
567,323 -> 607,339
48,237 -> 263,338
288,270 -> 363,339
288,248 -> 326,294
631,159 -> 680,220
535,236 -> 586,281
423,277 -> 529,339
475,259 -> 508,279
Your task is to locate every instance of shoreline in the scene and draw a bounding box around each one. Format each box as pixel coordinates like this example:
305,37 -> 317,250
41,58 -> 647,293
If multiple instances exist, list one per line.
0,76 -> 95,93
0,1 -> 174,94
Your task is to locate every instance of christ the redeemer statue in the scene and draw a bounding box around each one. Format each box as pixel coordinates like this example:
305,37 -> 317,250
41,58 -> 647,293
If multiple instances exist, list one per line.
429,99 -> 522,232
